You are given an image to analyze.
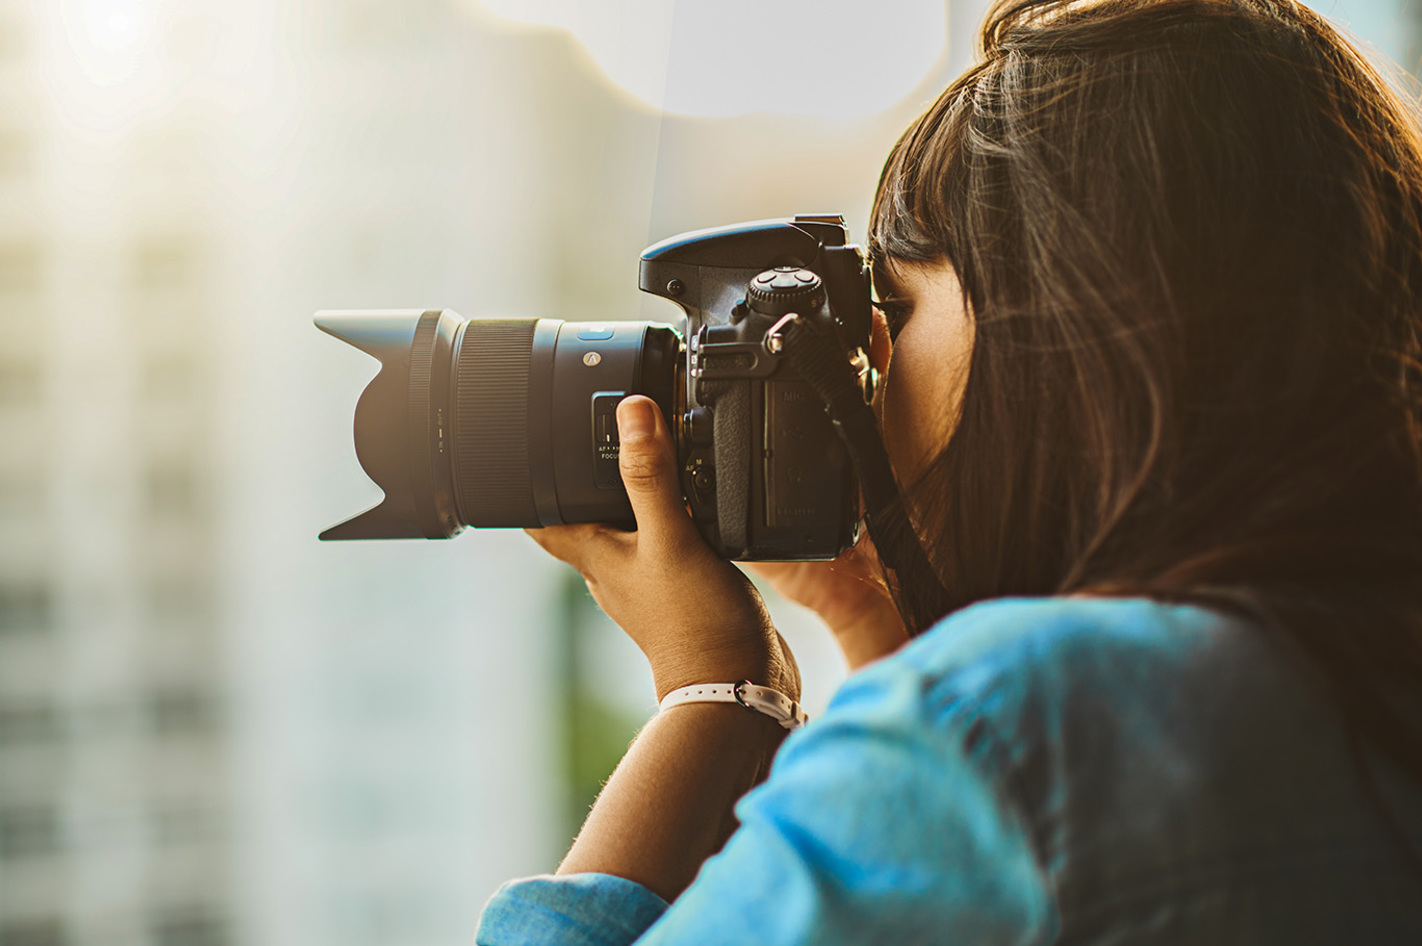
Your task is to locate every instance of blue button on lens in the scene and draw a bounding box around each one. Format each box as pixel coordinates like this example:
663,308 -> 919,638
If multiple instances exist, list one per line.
577,326 -> 615,341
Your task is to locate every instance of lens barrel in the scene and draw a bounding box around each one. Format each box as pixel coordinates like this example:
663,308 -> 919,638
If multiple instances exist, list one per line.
315,310 -> 679,540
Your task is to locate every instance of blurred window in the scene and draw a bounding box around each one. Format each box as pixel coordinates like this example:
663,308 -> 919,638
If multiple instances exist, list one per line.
0,805 -> 59,859
146,575 -> 209,628
0,466 -> 42,516
0,702 -> 60,745
141,354 -> 197,403
0,129 -> 31,181
149,687 -> 221,736
151,910 -> 228,946
0,355 -> 41,405
0,582 -> 51,635
145,463 -> 205,518
151,801 -> 220,845
133,238 -> 204,293
0,241 -> 41,294
0,918 -> 66,946
0,10 -> 28,64
131,126 -> 212,189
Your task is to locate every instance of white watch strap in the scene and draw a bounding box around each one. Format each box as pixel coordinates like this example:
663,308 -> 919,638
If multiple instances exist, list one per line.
657,680 -> 808,730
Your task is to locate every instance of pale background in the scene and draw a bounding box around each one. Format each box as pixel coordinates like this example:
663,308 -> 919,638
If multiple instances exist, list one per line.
0,1 -> 1416,944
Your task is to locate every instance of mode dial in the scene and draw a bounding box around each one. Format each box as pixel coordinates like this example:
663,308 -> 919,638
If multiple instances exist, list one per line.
746,266 -> 825,317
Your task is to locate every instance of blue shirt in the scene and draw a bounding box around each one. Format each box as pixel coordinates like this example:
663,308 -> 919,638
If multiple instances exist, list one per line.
476,597 -> 1422,944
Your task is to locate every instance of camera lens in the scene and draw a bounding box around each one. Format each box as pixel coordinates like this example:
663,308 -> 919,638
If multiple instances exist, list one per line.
315,309 -> 680,540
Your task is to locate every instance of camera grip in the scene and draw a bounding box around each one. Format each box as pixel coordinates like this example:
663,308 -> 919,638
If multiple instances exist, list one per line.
710,383 -> 753,556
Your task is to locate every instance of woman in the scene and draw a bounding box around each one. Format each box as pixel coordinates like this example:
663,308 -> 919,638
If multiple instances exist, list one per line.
478,0 -> 1422,941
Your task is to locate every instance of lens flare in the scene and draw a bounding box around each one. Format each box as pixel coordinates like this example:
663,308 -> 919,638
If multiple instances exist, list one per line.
83,0 -> 153,53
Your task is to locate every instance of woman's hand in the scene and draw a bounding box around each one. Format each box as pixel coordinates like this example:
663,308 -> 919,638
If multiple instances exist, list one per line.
748,539 -> 909,671
526,395 -> 799,701
529,399 -> 798,896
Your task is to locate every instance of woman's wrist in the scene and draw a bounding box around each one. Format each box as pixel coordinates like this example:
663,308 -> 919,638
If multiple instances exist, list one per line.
556,699 -> 788,900
649,638 -> 800,703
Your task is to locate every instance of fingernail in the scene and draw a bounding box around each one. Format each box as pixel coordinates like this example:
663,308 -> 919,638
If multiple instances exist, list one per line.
617,397 -> 656,442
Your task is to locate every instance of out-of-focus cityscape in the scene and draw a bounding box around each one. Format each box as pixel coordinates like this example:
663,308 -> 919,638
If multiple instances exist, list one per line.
0,1 -> 1417,944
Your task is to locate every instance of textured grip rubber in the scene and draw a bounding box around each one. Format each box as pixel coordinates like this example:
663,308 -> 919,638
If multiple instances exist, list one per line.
454,320 -> 540,527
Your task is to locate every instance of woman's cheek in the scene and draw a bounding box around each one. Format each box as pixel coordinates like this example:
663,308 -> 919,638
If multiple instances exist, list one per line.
880,327 -> 969,486
880,347 -> 939,485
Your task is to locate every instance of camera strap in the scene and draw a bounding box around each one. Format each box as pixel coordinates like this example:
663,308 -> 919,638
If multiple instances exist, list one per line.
774,317 -> 946,634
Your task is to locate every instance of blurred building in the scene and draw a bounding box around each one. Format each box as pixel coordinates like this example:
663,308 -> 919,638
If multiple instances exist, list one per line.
0,0 -> 695,943
0,0 -> 231,942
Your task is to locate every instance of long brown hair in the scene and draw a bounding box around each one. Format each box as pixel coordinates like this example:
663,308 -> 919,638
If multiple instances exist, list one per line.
871,0 -> 1422,779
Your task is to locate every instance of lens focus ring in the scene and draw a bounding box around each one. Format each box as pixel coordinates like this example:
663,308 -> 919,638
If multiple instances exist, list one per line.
453,319 -> 540,527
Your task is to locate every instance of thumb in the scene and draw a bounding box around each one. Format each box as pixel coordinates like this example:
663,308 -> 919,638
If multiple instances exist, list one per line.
617,395 -> 695,543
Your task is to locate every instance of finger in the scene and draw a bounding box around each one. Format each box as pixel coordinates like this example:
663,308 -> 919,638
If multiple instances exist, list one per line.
524,523 -> 620,569
616,396 -> 697,545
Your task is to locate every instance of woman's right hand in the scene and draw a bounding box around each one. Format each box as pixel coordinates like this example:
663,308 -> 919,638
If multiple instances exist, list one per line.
747,538 -> 909,671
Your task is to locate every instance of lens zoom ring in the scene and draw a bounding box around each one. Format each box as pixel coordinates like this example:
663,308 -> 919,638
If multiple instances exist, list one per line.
455,320 -> 539,527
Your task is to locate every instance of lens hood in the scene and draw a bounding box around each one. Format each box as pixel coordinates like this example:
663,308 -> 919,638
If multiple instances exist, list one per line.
315,309 -> 464,540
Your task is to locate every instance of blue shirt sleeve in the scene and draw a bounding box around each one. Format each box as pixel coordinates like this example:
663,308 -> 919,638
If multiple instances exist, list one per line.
633,646 -> 1054,945
475,872 -> 669,946
476,601 -> 1057,945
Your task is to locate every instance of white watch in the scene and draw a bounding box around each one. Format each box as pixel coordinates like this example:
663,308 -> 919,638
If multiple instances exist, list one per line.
658,680 -> 808,731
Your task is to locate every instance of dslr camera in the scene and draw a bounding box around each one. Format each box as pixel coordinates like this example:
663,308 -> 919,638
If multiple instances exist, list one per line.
316,214 -> 875,561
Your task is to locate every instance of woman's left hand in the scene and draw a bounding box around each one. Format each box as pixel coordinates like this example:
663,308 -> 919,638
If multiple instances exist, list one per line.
526,395 -> 800,702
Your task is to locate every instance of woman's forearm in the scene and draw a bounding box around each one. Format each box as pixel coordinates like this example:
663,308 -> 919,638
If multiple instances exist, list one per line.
556,703 -> 788,903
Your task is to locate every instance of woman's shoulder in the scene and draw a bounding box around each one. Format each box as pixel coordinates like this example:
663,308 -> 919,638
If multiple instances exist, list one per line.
801,596 -> 1388,852
893,594 -> 1249,684
782,595 -> 1422,938
827,595 -> 1275,744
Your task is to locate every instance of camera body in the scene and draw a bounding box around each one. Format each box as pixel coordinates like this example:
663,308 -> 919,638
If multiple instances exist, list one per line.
639,215 -> 872,559
315,214 -> 874,561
